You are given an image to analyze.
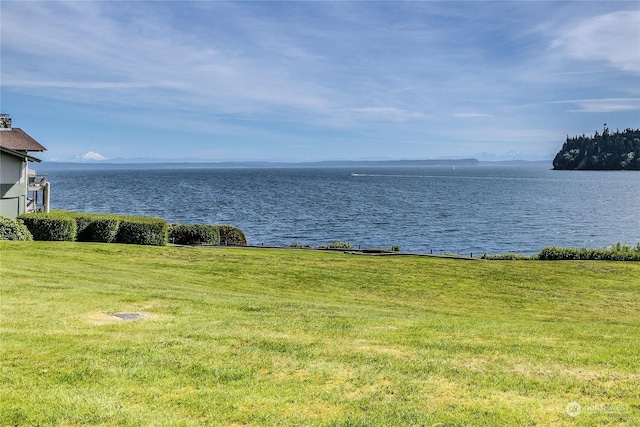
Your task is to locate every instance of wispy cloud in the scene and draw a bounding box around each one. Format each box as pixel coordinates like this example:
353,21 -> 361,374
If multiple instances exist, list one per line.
550,9 -> 640,73
552,98 -> 640,113
345,107 -> 425,122
1,1 -> 638,161
453,113 -> 494,119
4,80 -> 186,90
1,2 -> 338,115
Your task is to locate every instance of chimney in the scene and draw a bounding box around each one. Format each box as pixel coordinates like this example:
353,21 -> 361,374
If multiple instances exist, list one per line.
0,114 -> 11,130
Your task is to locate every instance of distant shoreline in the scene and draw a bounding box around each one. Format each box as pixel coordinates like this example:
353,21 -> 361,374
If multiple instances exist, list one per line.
36,158 -> 553,171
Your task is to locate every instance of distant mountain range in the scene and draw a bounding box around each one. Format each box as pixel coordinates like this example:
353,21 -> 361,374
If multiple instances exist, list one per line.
36,158 -> 556,171
37,158 -> 476,170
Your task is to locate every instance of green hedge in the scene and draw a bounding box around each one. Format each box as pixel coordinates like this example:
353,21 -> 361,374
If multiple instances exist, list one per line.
214,225 -> 247,246
0,216 -> 33,241
19,211 -> 168,246
538,246 -> 640,261
75,214 -> 120,243
481,253 -> 535,260
18,212 -> 249,248
169,223 -> 220,246
116,217 -> 168,246
18,212 -> 77,242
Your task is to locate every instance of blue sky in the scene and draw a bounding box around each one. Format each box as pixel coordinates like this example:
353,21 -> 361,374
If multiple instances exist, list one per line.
1,1 -> 639,162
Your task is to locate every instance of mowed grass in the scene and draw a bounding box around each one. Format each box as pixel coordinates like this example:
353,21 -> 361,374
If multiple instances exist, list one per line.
1,242 -> 639,426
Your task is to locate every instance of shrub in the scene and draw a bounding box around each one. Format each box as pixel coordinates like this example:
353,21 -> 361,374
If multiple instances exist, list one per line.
75,214 -> 120,243
116,216 -> 168,246
74,215 -> 93,238
18,212 -> 76,241
610,242 -> 640,253
318,241 -> 353,250
169,223 -> 220,246
214,225 -> 247,246
288,242 -> 313,249
19,211 -> 168,245
481,253 -> 535,260
17,211 -> 251,248
0,216 -> 33,241
538,245 -> 640,261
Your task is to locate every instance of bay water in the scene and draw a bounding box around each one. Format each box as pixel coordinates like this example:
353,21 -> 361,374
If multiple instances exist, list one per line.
42,164 -> 640,255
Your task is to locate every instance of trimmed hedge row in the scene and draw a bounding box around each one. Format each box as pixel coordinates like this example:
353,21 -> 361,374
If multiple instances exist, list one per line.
18,211 -> 168,246
481,253 -> 535,260
215,224 -> 247,246
168,223 -> 247,246
483,245 -> 640,261
0,216 -> 33,241
169,224 -> 220,246
116,217 -> 168,246
538,246 -> 640,261
17,211 -> 248,247
18,214 -> 77,242
76,214 -> 120,243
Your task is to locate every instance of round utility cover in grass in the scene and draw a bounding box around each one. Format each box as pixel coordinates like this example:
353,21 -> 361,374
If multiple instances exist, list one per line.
112,312 -> 147,321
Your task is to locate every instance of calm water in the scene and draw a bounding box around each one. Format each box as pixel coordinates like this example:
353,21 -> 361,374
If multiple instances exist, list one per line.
43,165 -> 640,254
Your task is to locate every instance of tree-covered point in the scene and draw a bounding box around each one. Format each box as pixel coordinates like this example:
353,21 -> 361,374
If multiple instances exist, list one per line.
553,127 -> 640,170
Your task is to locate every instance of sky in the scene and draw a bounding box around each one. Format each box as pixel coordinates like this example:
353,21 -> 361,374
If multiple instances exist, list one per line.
1,1 -> 639,162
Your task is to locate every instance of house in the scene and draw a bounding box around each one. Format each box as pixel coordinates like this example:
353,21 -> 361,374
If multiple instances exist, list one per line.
0,114 -> 50,219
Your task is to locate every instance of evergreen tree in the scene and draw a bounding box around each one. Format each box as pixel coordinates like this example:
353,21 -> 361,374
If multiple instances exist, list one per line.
553,128 -> 640,170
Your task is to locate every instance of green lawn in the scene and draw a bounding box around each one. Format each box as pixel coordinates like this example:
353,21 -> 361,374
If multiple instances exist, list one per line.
1,241 -> 639,426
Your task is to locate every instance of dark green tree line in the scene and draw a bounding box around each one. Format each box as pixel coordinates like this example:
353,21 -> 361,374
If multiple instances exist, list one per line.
553,127 -> 640,170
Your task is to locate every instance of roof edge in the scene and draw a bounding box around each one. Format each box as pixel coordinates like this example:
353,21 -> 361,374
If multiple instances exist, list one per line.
0,146 -> 43,163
